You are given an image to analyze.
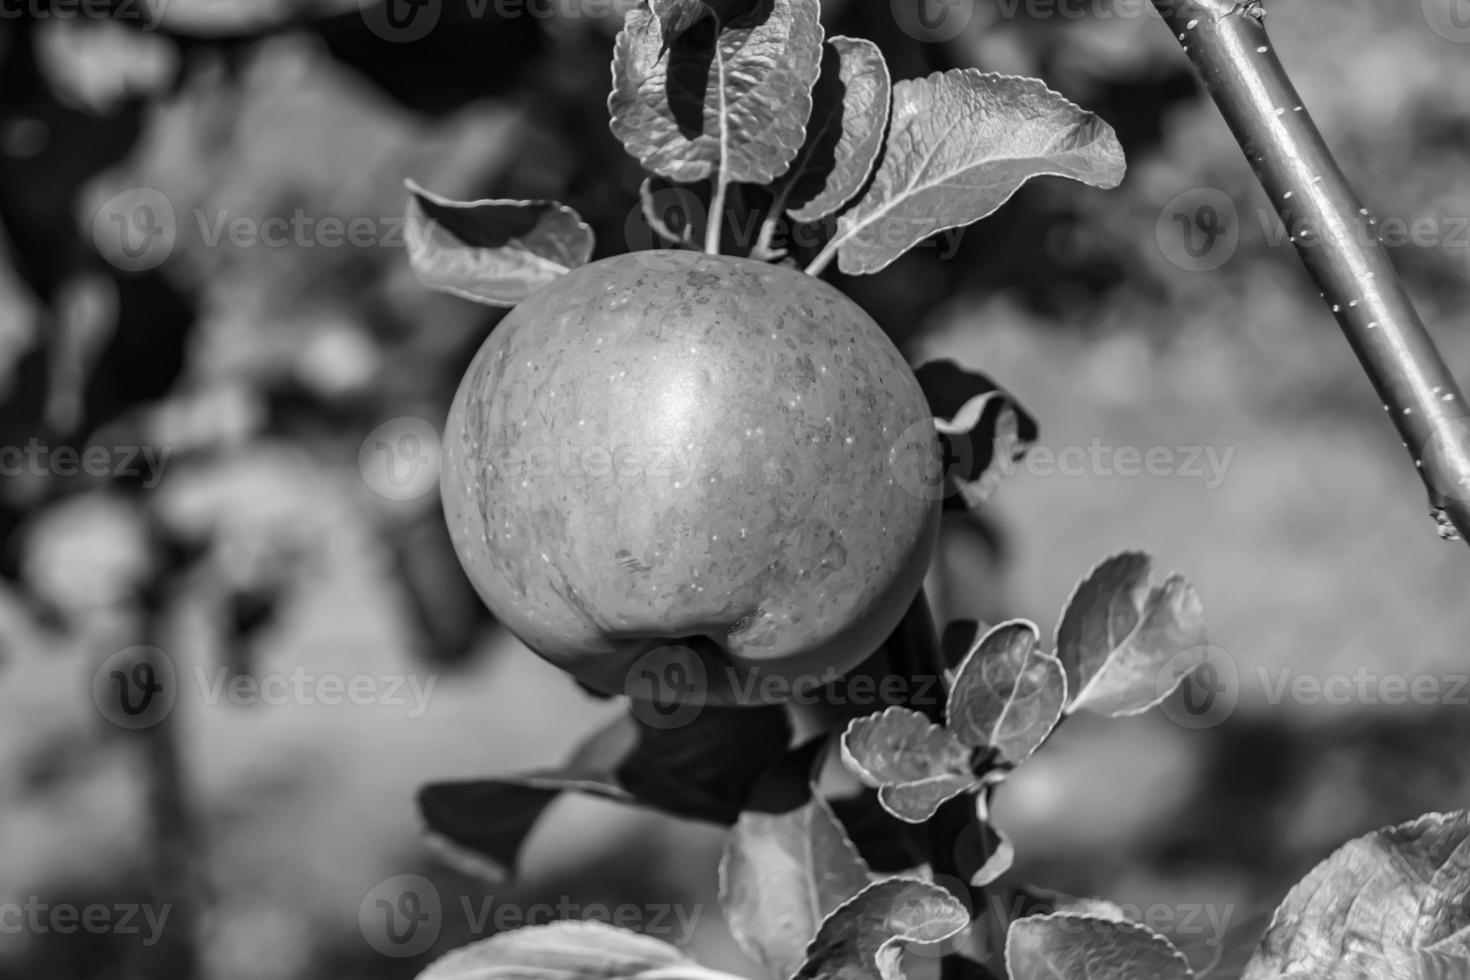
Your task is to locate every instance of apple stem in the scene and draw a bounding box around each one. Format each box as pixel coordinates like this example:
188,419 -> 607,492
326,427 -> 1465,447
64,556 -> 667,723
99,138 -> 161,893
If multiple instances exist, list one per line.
1153,0 -> 1470,543
706,174 -> 729,254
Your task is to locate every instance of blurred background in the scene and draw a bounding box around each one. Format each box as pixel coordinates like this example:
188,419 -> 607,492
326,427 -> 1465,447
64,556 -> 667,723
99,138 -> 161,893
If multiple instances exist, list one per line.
2,0 -> 1469,978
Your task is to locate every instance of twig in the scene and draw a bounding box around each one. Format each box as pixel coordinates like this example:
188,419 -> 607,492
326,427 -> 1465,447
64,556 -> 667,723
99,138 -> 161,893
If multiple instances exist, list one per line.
887,589 -> 988,979
1152,0 -> 1470,543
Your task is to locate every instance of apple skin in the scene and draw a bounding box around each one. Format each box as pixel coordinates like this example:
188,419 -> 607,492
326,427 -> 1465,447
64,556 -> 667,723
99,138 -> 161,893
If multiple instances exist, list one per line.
441,250 -> 940,705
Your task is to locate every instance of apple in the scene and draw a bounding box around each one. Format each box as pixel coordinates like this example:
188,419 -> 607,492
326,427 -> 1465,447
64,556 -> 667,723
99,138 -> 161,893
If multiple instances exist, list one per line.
441,250 -> 940,705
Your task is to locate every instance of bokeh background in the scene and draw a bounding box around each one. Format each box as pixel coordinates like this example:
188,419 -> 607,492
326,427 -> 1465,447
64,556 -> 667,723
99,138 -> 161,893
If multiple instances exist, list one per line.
2,0 -> 1469,978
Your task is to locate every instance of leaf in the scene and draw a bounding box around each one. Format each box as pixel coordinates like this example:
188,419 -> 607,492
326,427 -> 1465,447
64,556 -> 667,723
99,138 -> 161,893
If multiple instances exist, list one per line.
617,702 -> 792,822
1006,914 -> 1197,980
721,795 -> 872,979
416,921 -> 694,980
404,181 -> 594,308
968,791 -> 1015,888
608,0 -> 824,185
840,707 -> 979,823
913,360 -> 1038,512
417,704 -> 790,881
651,0 -> 715,41
1241,811 -> 1470,980
792,878 -> 971,980
946,620 -> 1066,768
636,176 -> 702,248
829,70 -> 1126,275
1055,552 -> 1208,718
828,791 -> 929,874
774,36 -> 891,224
417,713 -> 634,883
418,773 -> 631,884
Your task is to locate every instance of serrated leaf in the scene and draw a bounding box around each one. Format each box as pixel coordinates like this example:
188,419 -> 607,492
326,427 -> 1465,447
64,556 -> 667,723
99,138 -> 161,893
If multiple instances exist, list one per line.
417,921 -> 693,980
1006,914 -> 1197,980
608,0 -> 824,185
774,36 -> 890,224
651,0 -> 713,40
829,70 -> 1125,275
840,707 -> 979,823
946,620 -> 1066,767
721,794 -> 872,980
913,360 -> 1038,512
1241,811 -> 1470,980
404,181 -> 594,308
791,877 -> 971,980
1055,552 -> 1208,718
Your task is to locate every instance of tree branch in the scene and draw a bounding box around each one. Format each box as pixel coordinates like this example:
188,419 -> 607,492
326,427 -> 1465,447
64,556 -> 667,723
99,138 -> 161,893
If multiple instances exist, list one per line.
1153,0 -> 1470,543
